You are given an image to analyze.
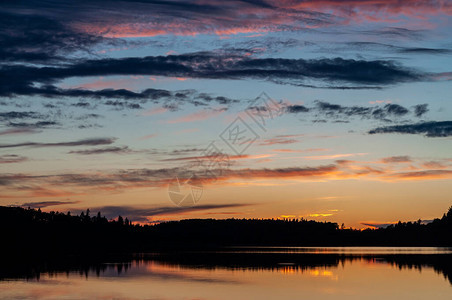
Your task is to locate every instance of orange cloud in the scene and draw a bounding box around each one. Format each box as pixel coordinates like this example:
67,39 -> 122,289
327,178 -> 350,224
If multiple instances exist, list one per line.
386,170 -> 452,180
304,153 -> 368,160
308,213 -> 333,217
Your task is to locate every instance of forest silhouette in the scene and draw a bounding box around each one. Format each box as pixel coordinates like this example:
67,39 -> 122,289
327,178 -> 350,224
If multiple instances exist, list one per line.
1,205 -> 451,256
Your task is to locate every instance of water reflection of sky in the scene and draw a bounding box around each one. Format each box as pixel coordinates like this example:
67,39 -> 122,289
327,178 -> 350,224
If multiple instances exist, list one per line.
1,249 -> 451,299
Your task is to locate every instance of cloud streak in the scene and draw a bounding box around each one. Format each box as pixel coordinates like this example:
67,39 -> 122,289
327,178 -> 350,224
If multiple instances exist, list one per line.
21,200 -> 80,209
0,138 -> 116,149
0,53 -> 429,98
285,101 -> 425,122
88,204 -> 250,221
68,146 -> 131,155
0,155 -> 28,164
369,121 -> 452,137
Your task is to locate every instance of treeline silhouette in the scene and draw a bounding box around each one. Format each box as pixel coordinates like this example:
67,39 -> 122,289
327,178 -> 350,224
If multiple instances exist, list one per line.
1,205 -> 451,256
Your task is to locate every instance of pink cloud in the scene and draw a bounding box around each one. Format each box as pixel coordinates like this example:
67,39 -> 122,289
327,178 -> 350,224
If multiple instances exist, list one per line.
139,134 -> 157,140
72,0 -> 451,39
166,108 -> 227,124
141,107 -> 168,116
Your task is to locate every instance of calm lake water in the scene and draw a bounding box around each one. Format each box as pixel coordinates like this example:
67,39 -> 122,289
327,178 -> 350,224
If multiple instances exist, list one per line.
1,247 -> 451,299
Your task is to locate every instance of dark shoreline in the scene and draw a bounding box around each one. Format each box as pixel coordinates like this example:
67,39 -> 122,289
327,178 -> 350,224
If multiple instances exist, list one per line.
1,205 -> 451,258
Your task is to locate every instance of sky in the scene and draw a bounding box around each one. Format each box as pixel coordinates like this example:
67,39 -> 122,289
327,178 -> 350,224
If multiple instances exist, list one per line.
1,0 -> 452,228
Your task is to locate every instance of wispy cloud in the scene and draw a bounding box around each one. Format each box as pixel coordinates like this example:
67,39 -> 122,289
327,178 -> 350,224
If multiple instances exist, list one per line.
21,200 -> 80,209
0,138 -> 116,149
369,121 -> 452,137
69,146 -> 131,155
166,108 -> 227,124
88,204 -> 250,222
303,153 -> 367,160
381,156 -> 412,163
285,101 -> 426,122
0,128 -> 41,136
0,155 -> 28,164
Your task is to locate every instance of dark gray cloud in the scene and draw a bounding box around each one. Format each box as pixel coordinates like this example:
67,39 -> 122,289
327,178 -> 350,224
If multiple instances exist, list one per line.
286,101 -> 426,122
414,104 -> 429,117
104,100 -> 142,109
0,110 -> 61,129
381,156 -> 412,163
0,138 -> 116,149
0,111 -> 41,120
5,121 -> 60,128
21,201 -> 80,209
0,11 -> 107,63
0,53 -> 426,98
398,47 -> 452,54
69,146 -> 131,155
361,27 -> 425,39
369,121 -> 452,137
0,1 -> 449,99
336,42 -> 452,55
88,204 -> 250,222
286,105 -> 310,113
360,222 -> 395,229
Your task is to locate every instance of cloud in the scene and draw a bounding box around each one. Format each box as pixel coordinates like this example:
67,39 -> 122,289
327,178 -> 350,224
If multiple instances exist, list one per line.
286,105 -> 310,113
387,170 -> 452,180
0,53 -> 429,98
413,104 -> 429,117
0,11 -> 106,63
284,101 -> 427,123
0,128 -> 40,136
368,121 -> 452,137
0,138 -> 116,149
2,155 -> 452,199
273,148 -> 328,153
161,154 -> 245,163
332,42 -> 452,56
4,0 -> 448,42
308,213 -> 333,217
0,155 -> 28,164
259,134 -> 302,146
20,200 -> 80,209
398,47 -> 452,54
88,204 -> 250,221
314,101 -> 411,120
303,153 -> 367,160
68,146 -> 131,155
0,0 -> 449,104
381,156 -> 412,163
5,121 -> 60,128
226,165 -> 338,179
166,108 -> 227,124
139,134 -> 157,140
0,111 -> 42,120
360,222 -> 396,229
422,161 -> 450,169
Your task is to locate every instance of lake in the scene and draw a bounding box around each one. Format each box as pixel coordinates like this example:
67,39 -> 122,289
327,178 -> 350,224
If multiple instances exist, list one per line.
1,247 -> 451,299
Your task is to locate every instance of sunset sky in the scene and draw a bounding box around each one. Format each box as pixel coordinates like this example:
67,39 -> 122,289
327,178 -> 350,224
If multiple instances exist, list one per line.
1,0 -> 451,228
